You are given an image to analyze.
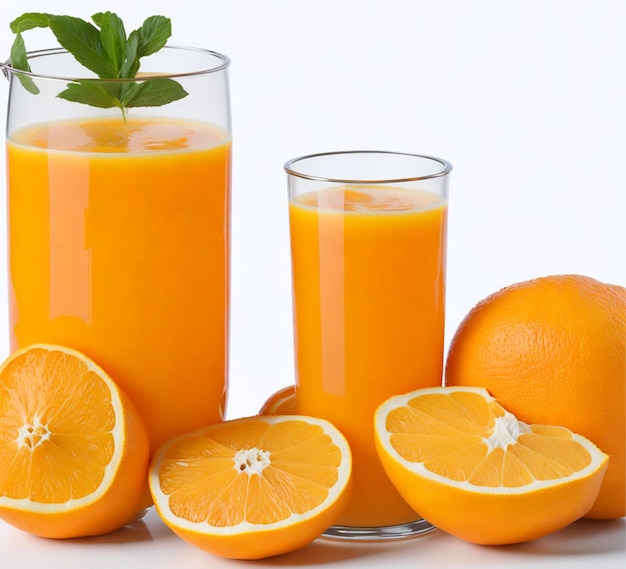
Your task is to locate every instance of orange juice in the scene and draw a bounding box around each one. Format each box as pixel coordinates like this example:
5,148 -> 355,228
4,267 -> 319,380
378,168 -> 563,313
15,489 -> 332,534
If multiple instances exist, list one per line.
7,117 -> 231,452
289,186 -> 447,527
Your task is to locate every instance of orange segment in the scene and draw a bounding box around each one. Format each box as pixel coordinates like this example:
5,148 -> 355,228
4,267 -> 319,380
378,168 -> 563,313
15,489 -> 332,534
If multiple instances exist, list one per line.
149,415 -> 352,559
0,344 -> 150,538
374,386 -> 609,545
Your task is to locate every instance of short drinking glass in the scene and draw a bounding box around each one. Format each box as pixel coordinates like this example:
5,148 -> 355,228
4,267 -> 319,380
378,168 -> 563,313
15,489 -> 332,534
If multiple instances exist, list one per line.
285,150 -> 451,540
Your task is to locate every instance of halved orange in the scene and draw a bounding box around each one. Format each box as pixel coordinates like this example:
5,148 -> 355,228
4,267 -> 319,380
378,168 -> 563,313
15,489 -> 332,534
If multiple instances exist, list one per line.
0,344 -> 150,538
374,386 -> 609,545
149,414 -> 352,559
258,385 -> 296,415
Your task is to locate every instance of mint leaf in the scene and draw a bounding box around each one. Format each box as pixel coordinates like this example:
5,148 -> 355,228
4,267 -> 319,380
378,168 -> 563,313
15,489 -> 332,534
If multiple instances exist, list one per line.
47,15 -> 115,78
134,16 -> 171,58
9,32 -> 39,94
10,13 -> 52,33
92,12 -> 126,77
8,12 -> 52,94
121,33 -> 140,78
8,11 -> 189,119
122,78 -> 188,108
122,16 -> 171,76
57,80 -> 122,109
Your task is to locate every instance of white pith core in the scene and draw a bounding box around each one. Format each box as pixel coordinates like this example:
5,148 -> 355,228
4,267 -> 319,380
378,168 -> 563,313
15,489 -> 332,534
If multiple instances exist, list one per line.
233,448 -> 271,475
485,410 -> 530,449
17,416 -> 51,449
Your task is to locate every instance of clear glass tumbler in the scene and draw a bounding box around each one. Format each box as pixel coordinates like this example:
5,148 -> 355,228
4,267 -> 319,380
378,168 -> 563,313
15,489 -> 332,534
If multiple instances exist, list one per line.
285,150 -> 451,540
1,46 -> 231,453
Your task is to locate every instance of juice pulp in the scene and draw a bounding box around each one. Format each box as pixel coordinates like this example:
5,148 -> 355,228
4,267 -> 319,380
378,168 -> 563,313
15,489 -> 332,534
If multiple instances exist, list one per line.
289,186 -> 447,527
7,117 -> 231,452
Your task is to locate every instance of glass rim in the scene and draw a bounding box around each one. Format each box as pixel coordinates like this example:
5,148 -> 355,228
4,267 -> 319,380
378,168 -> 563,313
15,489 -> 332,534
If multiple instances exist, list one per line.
0,45 -> 230,83
284,150 -> 453,184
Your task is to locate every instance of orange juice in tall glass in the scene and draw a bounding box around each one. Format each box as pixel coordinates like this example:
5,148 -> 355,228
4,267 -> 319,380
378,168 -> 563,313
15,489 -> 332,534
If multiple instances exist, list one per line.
3,47 -> 231,452
285,151 -> 451,540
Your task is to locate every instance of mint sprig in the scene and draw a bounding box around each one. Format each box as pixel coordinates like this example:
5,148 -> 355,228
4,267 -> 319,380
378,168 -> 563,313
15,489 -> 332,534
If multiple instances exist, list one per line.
9,12 -> 188,121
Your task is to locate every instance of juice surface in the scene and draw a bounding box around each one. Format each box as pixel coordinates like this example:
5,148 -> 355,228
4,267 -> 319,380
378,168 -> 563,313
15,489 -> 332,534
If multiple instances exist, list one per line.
7,117 -> 231,452
289,185 -> 447,527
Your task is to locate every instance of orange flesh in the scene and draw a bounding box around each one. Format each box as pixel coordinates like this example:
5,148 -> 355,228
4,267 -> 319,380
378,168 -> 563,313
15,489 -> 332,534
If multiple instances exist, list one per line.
157,419 -> 342,526
289,186 -> 447,526
0,348 -> 114,502
7,117 -> 231,451
387,391 -> 593,487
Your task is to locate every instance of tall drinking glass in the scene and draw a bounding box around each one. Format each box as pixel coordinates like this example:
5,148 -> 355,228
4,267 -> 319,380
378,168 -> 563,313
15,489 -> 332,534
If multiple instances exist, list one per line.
285,151 -> 451,540
1,46 -> 231,453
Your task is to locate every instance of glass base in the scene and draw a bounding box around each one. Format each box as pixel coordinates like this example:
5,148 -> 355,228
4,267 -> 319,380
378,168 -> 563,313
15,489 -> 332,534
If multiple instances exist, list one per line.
321,518 -> 436,541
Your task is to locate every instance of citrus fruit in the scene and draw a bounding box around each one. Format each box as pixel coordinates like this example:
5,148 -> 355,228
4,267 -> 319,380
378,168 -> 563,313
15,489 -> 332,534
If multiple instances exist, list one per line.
258,385 -> 296,415
149,414 -> 352,559
0,344 -> 150,538
444,274 -> 625,519
374,386 -> 609,545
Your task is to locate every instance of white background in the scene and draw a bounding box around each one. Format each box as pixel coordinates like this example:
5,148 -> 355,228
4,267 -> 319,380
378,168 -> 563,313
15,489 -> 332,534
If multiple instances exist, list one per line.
0,1 -> 624,568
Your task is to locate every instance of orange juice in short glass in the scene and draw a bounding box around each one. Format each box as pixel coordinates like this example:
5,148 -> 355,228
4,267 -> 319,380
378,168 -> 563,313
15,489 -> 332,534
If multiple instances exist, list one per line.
2,47 -> 231,452
285,151 -> 451,540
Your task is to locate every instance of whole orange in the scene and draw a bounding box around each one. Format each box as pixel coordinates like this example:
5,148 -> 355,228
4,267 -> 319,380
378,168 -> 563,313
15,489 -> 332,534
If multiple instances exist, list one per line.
445,274 -> 625,519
